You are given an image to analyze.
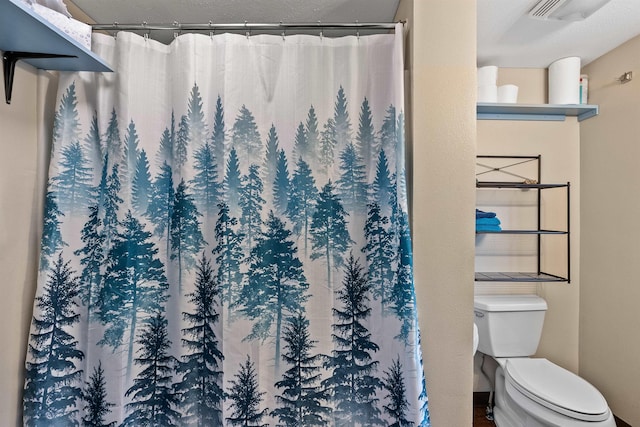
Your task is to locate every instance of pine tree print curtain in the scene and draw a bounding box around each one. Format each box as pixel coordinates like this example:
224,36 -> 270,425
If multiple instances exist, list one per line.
25,25 -> 430,426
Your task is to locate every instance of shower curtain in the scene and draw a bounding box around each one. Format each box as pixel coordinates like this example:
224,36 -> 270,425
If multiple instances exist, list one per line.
24,24 -> 429,426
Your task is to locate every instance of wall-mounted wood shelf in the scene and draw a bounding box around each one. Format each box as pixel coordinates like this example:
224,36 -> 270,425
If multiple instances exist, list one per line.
0,0 -> 112,104
477,103 -> 598,122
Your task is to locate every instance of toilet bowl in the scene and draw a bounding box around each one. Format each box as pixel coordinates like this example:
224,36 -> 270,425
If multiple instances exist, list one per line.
474,295 -> 616,427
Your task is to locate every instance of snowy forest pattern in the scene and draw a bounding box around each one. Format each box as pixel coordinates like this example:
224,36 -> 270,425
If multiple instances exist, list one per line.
25,81 -> 430,426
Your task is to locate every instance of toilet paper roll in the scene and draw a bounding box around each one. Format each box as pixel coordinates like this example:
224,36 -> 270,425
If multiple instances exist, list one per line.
548,56 -> 581,105
498,84 -> 518,103
478,66 -> 498,87
478,85 -> 498,103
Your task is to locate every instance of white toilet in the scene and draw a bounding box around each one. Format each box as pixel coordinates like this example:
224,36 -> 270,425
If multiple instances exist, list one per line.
474,294 -> 616,427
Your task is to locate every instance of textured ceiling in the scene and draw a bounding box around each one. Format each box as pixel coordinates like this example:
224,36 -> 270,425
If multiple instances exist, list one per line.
478,0 -> 640,67
71,0 -> 640,68
71,0 -> 401,37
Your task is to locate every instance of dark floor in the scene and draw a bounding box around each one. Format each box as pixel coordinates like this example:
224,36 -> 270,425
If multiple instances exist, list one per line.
473,393 -> 496,427
474,400 -> 631,427
474,404 -> 496,427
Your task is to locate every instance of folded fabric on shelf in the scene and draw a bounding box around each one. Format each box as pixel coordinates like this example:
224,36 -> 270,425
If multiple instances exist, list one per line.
476,217 -> 501,226
476,209 -> 497,219
476,224 -> 502,232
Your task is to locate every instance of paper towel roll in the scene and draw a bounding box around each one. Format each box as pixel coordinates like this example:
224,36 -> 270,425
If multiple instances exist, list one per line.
548,57 -> 581,105
478,85 -> 498,103
498,84 -> 518,103
478,66 -> 498,87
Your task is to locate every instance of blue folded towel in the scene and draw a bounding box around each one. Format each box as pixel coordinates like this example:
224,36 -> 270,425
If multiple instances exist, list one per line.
476,209 -> 496,219
476,217 -> 501,226
476,224 -> 502,232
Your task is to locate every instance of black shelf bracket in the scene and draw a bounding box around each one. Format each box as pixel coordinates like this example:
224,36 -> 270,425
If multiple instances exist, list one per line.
3,51 -> 77,104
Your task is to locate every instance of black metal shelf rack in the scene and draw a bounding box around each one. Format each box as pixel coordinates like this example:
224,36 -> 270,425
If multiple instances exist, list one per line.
475,155 -> 570,283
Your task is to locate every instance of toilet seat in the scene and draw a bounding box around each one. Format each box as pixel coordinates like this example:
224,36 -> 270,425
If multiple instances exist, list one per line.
505,358 -> 610,422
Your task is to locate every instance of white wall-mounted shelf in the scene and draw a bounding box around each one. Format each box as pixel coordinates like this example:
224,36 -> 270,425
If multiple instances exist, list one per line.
0,0 -> 112,104
477,103 -> 598,122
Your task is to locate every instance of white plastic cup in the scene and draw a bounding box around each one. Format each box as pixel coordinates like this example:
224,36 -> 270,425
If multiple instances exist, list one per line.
478,85 -> 498,103
498,84 -> 519,103
478,66 -> 498,86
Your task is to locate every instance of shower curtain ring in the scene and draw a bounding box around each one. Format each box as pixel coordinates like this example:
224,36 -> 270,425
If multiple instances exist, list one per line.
142,21 -> 149,41
173,21 -> 180,39
209,21 -> 214,39
112,21 -> 119,38
355,20 -> 360,40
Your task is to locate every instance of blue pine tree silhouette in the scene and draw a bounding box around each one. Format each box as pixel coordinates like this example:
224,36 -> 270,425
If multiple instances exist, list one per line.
132,149 -> 152,214
271,313 -> 329,426
147,161 -> 174,257
96,154 -> 109,208
52,82 -> 81,149
310,181 -> 351,290
305,105 -> 320,166
53,140 -> 94,214
156,111 -> 176,167
190,141 -> 222,217
336,142 -> 368,214
363,202 -> 394,311
382,357 -> 414,427
380,105 -> 397,153
212,95 -> 227,175
239,211 -> 309,371
40,182 -> 67,271
171,180 -> 206,293
81,361 -> 116,427
187,83 -> 208,148
262,123 -> 280,193
122,313 -> 179,426
123,119 -> 140,183
175,253 -> 225,425
176,114 -> 190,169
417,333 -> 431,427
74,203 -> 105,312
356,97 -> 376,166
322,253 -> 384,426
101,163 -> 123,244
389,202 -> 416,343
372,149 -> 394,212
84,113 -> 102,167
333,85 -> 353,154
223,147 -> 243,218
24,253 -> 84,426
397,111 -> 405,154
239,164 -> 265,250
286,158 -> 318,257
98,211 -> 168,376
212,202 -> 244,310
293,121 -> 308,163
273,149 -> 290,215
319,117 -> 337,175
226,355 -> 269,427
232,104 -> 262,164
104,108 -> 122,162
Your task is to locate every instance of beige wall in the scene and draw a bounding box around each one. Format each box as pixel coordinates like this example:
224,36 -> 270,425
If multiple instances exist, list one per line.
0,63 -> 41,425
581,34 -> 640,426
397,1 -> 477,425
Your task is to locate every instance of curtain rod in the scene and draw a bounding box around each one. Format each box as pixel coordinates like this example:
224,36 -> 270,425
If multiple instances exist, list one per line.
92,21 -> 403,32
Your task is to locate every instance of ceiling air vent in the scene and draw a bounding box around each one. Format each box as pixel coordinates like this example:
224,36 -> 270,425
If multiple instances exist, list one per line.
528,0 -> 611,21
529,0 -> 568,20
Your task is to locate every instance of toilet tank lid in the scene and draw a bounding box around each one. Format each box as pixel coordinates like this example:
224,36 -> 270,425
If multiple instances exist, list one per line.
474,295 -> 547,312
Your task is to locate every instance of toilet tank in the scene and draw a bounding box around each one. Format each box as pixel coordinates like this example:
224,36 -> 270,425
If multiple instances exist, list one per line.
474,295 -> 547,357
